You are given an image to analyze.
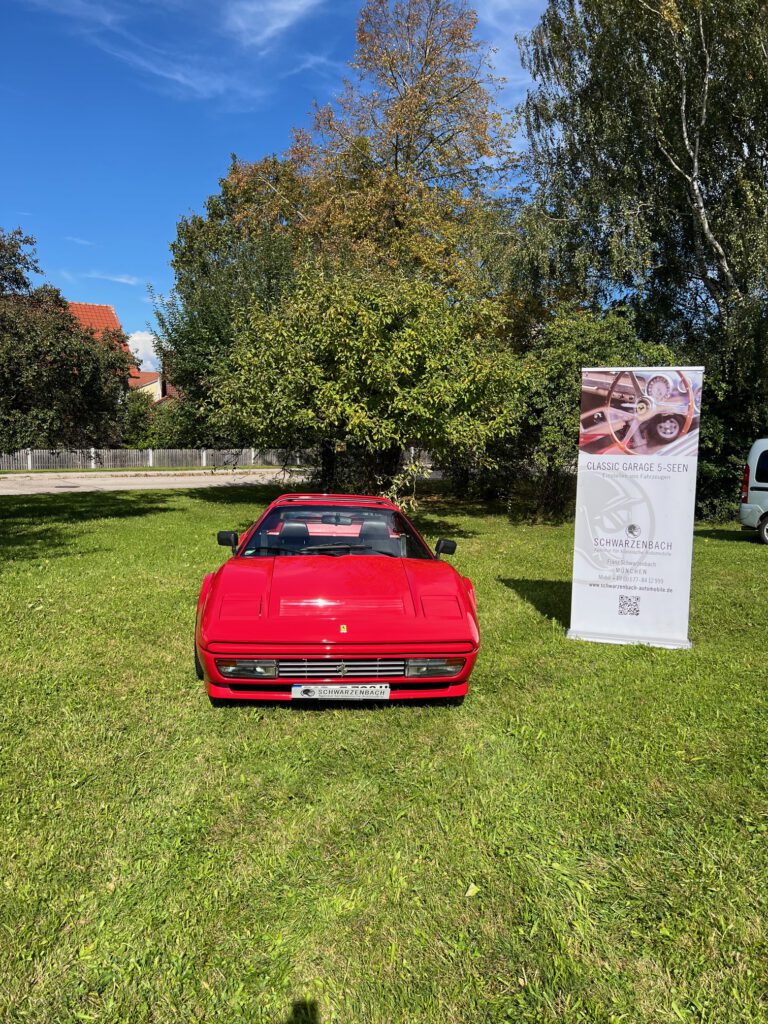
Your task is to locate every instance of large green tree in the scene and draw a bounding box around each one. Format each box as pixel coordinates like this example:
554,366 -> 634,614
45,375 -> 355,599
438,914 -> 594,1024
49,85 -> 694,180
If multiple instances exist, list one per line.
212,265 -> 517,491
520,0 -> 768,512
521,0 -> 768,319
156,0 -> 521,458
0,229 -> 132,452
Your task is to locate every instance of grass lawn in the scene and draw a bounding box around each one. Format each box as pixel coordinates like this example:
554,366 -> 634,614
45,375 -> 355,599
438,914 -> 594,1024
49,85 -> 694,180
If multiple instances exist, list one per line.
1,485 -> 766,1024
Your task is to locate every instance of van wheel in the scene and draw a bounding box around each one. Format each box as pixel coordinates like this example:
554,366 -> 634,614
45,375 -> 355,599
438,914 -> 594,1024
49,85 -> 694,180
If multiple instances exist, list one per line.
194,645 -> 204,680
758,516 -> 768,545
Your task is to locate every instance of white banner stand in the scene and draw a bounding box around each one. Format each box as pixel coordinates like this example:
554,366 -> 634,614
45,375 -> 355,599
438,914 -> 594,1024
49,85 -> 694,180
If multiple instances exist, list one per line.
567,366 -> 704,649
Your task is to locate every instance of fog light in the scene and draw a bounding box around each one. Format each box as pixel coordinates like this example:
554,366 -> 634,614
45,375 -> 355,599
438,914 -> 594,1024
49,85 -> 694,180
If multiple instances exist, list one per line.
406,658 -> 465,678
215,659 -> 277,679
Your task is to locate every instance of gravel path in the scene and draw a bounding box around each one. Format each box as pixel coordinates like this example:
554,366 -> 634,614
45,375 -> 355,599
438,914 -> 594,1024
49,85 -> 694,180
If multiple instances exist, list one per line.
0,468 -> 307,495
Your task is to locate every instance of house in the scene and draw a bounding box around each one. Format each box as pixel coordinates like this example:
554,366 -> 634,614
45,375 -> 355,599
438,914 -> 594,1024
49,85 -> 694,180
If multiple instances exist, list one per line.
68,301 -> 166,402
128,369 -> 163,401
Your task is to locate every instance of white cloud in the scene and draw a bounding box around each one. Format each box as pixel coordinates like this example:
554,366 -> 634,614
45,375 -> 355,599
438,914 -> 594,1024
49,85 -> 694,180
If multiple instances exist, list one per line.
128,330 -> 159,371
278,51 -> 346,81
224,0 -> 323,49
85,271 -> 141,285
22,0 -> 269,106
474,0 -> 548,102
25,0 -> 123,30
65,235 -> 95,246
95,38 -> 267,103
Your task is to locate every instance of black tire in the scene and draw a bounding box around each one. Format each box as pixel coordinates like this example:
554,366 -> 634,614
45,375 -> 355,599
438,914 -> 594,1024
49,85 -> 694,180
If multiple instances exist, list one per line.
209,696 -> 229,707
649,414 -> 683,445
194,644 -> 204,681
758,516 -> 768,545
441,695 -> 465,707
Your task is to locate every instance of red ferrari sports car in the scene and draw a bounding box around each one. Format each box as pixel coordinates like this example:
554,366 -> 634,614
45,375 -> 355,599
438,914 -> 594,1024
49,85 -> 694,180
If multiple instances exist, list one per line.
195,493 -> 480,705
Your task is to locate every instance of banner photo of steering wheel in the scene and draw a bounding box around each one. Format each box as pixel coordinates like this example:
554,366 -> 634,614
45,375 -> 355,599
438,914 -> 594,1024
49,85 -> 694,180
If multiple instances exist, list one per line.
601,370 -> 696,454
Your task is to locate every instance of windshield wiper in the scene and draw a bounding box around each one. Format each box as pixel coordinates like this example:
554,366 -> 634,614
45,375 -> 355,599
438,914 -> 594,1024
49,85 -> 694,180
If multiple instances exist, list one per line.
298,543 -> 398,557
243,545 -> 299,556
298,543 -> 368,555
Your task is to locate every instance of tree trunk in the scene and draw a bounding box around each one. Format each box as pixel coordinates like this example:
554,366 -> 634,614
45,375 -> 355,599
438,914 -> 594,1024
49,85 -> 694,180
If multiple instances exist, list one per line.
319,440 -> 337,491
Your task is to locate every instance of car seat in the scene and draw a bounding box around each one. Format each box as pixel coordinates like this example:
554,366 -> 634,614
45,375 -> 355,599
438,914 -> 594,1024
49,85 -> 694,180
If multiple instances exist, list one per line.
358,520 -> 397,556
280,521 -> 310,550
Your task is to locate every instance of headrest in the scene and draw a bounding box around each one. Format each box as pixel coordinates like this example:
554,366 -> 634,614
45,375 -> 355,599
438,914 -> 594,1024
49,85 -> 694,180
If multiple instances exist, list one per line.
359,520 -> 390,539
280,521 -> 309,538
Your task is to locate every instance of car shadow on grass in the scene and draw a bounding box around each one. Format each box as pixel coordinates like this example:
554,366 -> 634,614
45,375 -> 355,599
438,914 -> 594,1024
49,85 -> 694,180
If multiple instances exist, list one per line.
499,577 -> 571,628
0,490 -> 176,568
208,697 -> 463,712
283,1000 -> 320,1023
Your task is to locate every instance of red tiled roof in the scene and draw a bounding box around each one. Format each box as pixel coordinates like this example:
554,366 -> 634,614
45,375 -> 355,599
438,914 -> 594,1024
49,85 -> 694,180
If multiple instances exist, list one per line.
68,302 -> 123,335
68,301 -> 136,370
129,370 -> 161,390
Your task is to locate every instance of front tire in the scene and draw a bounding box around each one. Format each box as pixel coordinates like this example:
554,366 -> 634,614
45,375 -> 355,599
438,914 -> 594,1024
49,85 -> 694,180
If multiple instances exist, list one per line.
194,644 -> 204,680
758,516 -> 768,545
209,696 -> 228,707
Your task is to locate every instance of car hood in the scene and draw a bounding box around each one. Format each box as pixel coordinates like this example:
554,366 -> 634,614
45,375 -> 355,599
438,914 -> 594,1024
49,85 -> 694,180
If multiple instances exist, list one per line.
201,556 -> 478,646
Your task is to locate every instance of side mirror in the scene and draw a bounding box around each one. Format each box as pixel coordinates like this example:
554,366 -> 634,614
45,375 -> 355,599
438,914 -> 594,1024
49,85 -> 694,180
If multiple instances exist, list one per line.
435,538 -> 457,559
217,530 -> 239,553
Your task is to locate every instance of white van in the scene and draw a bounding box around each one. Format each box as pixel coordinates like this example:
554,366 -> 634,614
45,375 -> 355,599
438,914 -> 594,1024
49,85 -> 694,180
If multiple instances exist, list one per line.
740,438 -> 768,543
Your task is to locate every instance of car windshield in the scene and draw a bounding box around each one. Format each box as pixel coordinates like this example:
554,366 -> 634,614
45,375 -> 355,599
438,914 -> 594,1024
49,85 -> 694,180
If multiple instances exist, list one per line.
240,505 -> 432,559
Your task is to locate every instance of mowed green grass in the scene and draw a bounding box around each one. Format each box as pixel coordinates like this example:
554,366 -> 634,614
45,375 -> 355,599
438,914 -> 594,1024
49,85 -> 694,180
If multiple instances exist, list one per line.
0,485 -> 766,1024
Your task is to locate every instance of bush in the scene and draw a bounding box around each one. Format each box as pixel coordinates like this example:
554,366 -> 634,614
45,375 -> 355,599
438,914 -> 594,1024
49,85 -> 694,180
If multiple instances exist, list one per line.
475,307 -> 674,517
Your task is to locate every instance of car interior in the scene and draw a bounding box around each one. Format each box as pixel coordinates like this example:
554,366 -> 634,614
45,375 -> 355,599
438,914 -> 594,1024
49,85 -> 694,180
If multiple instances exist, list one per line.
241,506 -> 428,558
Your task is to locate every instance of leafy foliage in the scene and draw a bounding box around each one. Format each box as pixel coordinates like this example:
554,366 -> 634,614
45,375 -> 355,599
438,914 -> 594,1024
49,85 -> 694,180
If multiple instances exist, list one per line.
156,0 -> 519,467
0,229 -> 132,452
152,190 -> 295,445
212,266 -> 517,491
280,0 -> 515,282
121,390 -> 154,448
444,307 -> 674,514
153,0 -> 766,514
520,0 -> 768,512
144,397 -> 204,450
513,308 -> 673,513
121,390 -> 206,450
0,228 -> 40,294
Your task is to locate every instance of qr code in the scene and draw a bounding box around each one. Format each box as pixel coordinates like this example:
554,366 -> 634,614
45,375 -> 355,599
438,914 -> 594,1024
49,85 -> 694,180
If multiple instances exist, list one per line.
619,595 -> 640,616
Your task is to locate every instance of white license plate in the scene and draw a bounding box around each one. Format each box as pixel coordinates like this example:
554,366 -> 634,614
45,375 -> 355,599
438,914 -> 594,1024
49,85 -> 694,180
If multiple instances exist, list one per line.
291,683 -> 390,700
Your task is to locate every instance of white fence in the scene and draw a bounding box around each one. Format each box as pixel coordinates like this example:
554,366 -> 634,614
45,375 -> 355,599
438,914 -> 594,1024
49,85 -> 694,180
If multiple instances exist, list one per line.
0,448 -> 308,472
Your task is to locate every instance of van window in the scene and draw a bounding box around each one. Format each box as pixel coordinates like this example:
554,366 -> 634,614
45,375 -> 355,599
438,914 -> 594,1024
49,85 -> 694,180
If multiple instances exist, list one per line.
756,450 -> 768,483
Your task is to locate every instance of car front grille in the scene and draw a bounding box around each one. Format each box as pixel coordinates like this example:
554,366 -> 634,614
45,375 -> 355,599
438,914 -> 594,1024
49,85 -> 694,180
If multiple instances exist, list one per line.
277,658 -> 406,679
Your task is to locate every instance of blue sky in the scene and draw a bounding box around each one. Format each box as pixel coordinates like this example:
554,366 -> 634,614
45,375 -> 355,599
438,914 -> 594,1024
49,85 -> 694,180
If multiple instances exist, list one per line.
2,0 -> 545,369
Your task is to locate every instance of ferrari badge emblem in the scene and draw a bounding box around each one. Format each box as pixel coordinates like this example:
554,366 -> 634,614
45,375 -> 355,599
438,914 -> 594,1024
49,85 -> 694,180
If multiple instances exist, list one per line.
339,624 -> 347,633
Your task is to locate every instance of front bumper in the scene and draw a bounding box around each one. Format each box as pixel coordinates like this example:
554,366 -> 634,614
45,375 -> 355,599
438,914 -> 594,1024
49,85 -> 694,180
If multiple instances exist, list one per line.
198,642 -> 478,702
